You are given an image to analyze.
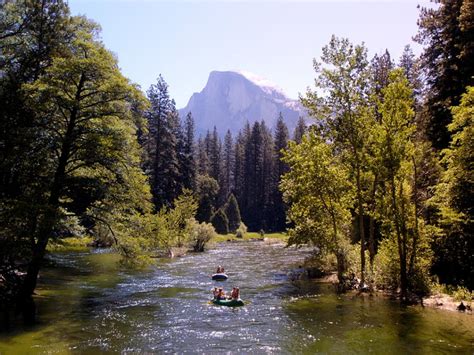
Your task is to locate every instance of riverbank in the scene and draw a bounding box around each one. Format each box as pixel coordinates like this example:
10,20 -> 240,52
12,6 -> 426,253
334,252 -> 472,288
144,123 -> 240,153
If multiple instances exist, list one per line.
309,271 -> 473,315
211,232 -> 288,243
422,292 -> 472,313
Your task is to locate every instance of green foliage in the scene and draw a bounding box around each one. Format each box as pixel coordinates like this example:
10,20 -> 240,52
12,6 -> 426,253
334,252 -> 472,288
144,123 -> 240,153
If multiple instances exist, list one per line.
281,129 -> 354,282
114,191 -> 197,260
187,219 -> 216,252
374,236 -> 400,290
211,209 -> 229,235
144,75 -> 181,210
235,222 -> 248,239
47,236 -> 93,252
0,6 -> 153,296
430,86 -> 474,289
292,116 -> 306,143
195,174 -> 219,222
152,190 -> 198,251
224,193 -> 241,233
302,35 -> 373,284
415,0 -> 474,150
221,130 -> 234,200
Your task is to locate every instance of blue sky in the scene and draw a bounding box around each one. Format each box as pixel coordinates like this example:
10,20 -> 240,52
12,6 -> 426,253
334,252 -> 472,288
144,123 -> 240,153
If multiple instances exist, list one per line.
69,0 -> 432,107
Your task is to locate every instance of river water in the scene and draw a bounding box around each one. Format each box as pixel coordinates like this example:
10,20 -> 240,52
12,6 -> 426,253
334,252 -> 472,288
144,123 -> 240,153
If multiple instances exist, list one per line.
0,242 -> 473,353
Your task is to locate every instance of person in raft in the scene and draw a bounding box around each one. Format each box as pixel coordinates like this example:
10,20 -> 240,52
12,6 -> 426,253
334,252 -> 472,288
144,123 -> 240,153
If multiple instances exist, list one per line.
230,287 -> 240,300
217,288 -> 226,300
216,265 -> 224,273
212,287 -> 219,300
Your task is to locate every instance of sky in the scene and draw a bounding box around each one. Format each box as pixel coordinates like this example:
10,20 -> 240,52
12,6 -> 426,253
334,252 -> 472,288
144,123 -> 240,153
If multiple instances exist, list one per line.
68,0 -> 433,107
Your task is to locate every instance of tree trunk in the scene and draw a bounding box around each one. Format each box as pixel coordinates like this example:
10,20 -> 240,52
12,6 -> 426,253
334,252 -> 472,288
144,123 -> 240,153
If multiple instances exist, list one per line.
368,174 -> 378,271
356,167 -> 366,286
409,156 -> 420,276
390,174 -> 407,302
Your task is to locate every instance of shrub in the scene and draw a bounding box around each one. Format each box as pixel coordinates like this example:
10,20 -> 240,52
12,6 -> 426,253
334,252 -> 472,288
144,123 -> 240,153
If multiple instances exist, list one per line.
187,218 -> 217,252
211,209 -> 229,234
235,222 -> 247,238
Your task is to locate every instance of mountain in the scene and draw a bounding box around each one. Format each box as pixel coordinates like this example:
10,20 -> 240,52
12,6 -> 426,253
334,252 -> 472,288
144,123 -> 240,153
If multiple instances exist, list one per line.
178,71 -> 305,136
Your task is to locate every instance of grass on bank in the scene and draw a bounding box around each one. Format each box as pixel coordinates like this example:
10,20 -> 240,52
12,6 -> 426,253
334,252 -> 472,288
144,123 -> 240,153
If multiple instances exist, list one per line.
46,231 -> 288,253
46,236 -> 93,252
211,232 -> 288,243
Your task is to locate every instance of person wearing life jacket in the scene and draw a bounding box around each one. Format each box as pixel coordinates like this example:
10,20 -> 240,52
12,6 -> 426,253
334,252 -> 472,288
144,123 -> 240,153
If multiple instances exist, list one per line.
217,288 -> 226,300
212,287 -> 219,300
230,287 -> 240,300
216,265 -> 224,273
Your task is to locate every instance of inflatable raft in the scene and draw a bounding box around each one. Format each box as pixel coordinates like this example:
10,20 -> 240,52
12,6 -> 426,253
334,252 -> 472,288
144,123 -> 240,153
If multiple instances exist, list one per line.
212,298 -> 244,307
211,273 -> 228,281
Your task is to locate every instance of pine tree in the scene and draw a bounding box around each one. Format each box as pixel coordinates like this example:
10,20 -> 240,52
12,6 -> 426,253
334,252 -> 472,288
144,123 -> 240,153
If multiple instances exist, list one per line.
197,136 -> 210,176
146,75 -> 180,210
211,209 -> 229,235
233,130 -> 245,205
399,45 -> 423,106
224,193 -> 241,233
208,127 -> 222,183
273,113 -> 290,231
371,50 -> 394,103
243,122 -> 265,230
261,121 -> 275,231
195,174 -> 219,223
180,112 -> 197,190
221,130 -> 234,198
415,0 -> 474,150
293,116 -> 306,143
431,85 -> 474,289
240,122 -> 253,220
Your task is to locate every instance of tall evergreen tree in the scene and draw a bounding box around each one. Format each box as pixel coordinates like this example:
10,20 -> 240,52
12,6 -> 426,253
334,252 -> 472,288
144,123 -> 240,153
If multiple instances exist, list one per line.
273,113 -> 290,231
197,136 -> 210,176
293,116 -> 307,143
195,174 -> 219,223
208,127 -> 222,183
179,112 -> 197,190
431,86 -> 474,289
261,121 -> 276,230
399,45 -> 423,106
233,130 -> 246,204
371,50 -> 394,103
146,75 -> 180,210
415,0 -> 474,150
211,209 -> 229,235
224,193 -> 241,233
242,122 -> 264,230
221,130 -> 234,199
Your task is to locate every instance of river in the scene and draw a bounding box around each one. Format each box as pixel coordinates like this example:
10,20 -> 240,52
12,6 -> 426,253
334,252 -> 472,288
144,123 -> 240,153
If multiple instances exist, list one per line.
1,242 -> 473,353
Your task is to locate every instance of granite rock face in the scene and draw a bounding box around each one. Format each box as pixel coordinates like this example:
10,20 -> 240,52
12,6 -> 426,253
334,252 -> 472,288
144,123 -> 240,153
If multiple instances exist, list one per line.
179,71 -> 304,136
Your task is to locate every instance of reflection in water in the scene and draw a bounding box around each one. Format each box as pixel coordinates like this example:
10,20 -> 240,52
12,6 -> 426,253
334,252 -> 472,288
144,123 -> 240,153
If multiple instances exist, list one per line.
0,243 -> 473,353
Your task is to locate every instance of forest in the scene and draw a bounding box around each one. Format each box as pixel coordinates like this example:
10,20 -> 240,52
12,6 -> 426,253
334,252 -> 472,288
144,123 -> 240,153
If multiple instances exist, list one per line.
0,0 -> 473,328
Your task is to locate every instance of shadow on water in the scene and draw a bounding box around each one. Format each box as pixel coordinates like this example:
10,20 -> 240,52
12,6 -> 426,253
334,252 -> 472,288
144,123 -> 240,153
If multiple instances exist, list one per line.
1,242 -> 473,353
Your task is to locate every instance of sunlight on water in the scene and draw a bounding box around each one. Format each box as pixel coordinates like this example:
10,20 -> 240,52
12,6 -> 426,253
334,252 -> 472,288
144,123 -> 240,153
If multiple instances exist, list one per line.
1,242 -> 473,353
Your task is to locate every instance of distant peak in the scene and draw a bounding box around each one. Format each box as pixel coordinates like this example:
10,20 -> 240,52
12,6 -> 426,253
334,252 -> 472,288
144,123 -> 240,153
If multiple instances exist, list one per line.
237,70 -> 287,97
207,70 -> 289,98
